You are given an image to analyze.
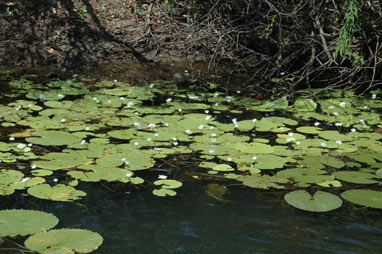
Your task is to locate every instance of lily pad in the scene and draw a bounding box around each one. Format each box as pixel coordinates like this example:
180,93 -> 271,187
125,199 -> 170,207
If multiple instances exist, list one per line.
284,190 -> 342,212
25,229 -> 103,254
341,190 -> 382,209
154,179 -> 183,189
0,209 -> 58,237
27,184 -> 87,201
26,131 -> 81,146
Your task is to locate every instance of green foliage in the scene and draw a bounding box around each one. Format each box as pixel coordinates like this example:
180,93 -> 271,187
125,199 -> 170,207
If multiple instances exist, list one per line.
284,190 -> 342,212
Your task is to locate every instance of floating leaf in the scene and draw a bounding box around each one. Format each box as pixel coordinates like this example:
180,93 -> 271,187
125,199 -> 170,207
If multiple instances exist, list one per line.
152,188 -> 177,197
25,229 -> 103,254
341,190 -> 382,209
284,190 -> 342,212
333,171 -> 379,184
154,179 -> 182,189
293,98 -> 317,111
27,184 -> 87,201
26,131 -> 81,146
0,209 -> 58,237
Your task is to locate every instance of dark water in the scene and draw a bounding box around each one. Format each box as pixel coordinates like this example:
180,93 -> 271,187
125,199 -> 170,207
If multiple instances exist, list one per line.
4,182 -> 382,254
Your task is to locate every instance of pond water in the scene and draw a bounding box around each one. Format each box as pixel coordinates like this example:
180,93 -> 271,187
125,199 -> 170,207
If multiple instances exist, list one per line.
3,182 -> 382,254
1,68 -> 382,254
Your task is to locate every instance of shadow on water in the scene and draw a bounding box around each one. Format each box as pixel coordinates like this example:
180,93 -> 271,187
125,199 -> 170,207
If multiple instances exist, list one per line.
3,182 -> 382,254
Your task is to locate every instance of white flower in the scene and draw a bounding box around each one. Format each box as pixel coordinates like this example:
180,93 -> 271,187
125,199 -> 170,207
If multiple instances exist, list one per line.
359,119 -> 365,125
93,97 -> 98,101
134,112 -> 139,115
21,177 -> 30,183
336,140 -> 342,145
227,157 -> 232,161
17,143 -> 26,149
147,138 -> 152,142
58,94 -> 64,98
16,105 -> 21,111
211,138 -> 217,143
28,143 -> 32,147
9,137 -> 15,141
39,94 -> 46,102
107,100 -> 112,103
120,97 -> 125,100
320,142 -> 327,147
173,142 -> 179,146
148,123 -> 156,128
205,110 -> 209,114
172,137 -> 177,141
166,98 -> 172,103
232,118 -> 237,123
149,83 -> 155,88
335,122 -> 343,127
333,112 -> 339,116
252,156 -> 257,160
211,133 -> 217,137
154,133 -> 159,137
154,147 -> 161,151
81,140 -> 86,145
351,128 -> 356,132
252,118 -> 257,122
339,102 -> 346,107
177,108 -> 183,112
31,164 -> 37,169
124,160 -> 129,165
205,115 -> 211,120
85,126 -> 91,130
214,93 -> 219,98
126,172 -> 133,177
73,74 -> 78,77
214,103 -> 219,106
314,122 -> 320,126
296,141 -> 301,145
286,137 -> 296,142
233,123 -> 239,128
185,129 -> 192,134
288,132 -> 294,136
209,126 -> 215,129
226,96 -> 232,102
158,174 -> 167,179
134,142 -> 139,146
198,124 -> 204,129
121,158 -> 127,162
127,102 -> 134,107
53,178 -> 58,183
60,118 -> 66,123
363,105 -> 368,109
328,105 -> 335,109
133,122 -> 141,127
209,149 -> 214,154
114,79 -> 118,83
372,94 -> 377,99
163,122 -> 169,127
0,160 -> 2,163
236,90 -> 241,94
28,104 -> 33,107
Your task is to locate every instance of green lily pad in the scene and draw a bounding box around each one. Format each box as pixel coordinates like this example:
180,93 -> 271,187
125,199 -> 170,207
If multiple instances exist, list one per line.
237,174 -> 290,189
27,184 -> 87,201
25,229 -> 103,254
26,131 -> 82,146
33,152 -> 92,170
293,98 -> 317,111
341,190 -> 382,209
0,209 -> 58,237
152,188 -> 177,197
154,179 -> 182,189
333,171 -> 379,184
284,190 -> 342,212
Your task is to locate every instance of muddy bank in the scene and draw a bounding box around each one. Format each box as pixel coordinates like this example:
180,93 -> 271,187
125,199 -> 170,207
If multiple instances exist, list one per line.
0,0 -> 209,70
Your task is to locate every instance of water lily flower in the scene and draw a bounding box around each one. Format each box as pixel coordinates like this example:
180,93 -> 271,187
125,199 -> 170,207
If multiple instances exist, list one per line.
178,108 -> 183,112
336,140 -> 342,145
31,164 -> 37,169
205,110 -> 209,114
17,143 -> 26,149
209,149 -> 215,154
214,103 -> 219,106
93,97 -> 98,101
148,123 -> 156,128
339,102 -> 346,107
351,128 -> 357,132
60,118 -> 66,123
154,133 -> 159,137
158,174 -> 167,180
205,115 -> 211,120
107,100 -> 112,103
314,122 -> 320,126
154,147 -> 161,151
166,98 -> 172,103
134,112 -> 139,115
126,172 -> 133,177
209,126 -> 215,129
21,177 -> 30,183
226,96 -> 232,102
163,122 -> 169,127
133,122 -> 141,128
288,132 -> 294,136
73,74 -> 78,77
172,137 -> 177,141
9,137 -> 15,141
328,105 -> 334,109
372,94 -> 377,99
236,90 -> 241,94
53,178 -> 58,182
15,105 -> 21,111
363,105 -> 368,109
39,94 -> 46,102
296,141 -> 301,145
0,160 -> 2,163
85,126 -> 91,130
121,158 -> 127,162
359,119 -> 365,125
227,157 -> 232,161
17,165 -> 25,170
335,122 -> 343,127
58,94 -> 64,98
127,102 -> 134,107
149,83 -> 155,88
185,129 -> 192,134
232,118 -> 237,123
214,93 -> 219,98
286,137 -> 296,142
114,79 -> 118,83
252,156 -> 257,160
173,142 -> 179,146
211,138 -> 217,143
147,138 -> 152,141
252,118 -> 257,122
28,104 -> 33,107
320,142 -> 327,147
211,133 -> 217,137
81,140 -> 86,145
120,97 -> 125,100
28,143 -> 32,147
198,124 -> 204,129
134,142 -> 139,146
333,112 -> 339,116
